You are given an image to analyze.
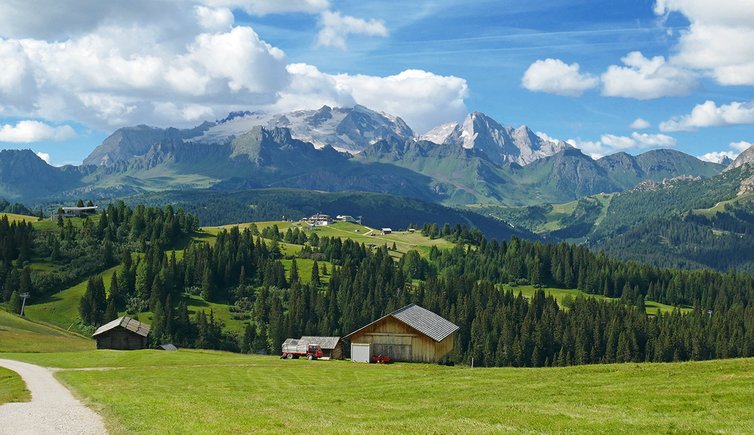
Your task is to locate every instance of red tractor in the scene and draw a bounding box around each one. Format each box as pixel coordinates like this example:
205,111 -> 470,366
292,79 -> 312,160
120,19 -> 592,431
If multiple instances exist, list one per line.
281,339 -> 324,360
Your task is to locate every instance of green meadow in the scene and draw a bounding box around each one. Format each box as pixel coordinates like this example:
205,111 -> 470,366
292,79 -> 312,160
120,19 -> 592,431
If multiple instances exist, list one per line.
0,366 -> 29,405
0,350 -> 752,433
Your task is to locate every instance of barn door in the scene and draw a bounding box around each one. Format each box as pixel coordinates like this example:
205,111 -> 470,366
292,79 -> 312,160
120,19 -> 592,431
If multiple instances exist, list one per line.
372,344 -> 412,361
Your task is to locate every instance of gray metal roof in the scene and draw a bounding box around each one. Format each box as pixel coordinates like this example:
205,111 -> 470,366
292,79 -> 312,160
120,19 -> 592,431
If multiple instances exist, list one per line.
299,336 -> 340,349
391,305 -> 459,342
344,304 -> 459,342
61,206 -> 98,211
158,343 -> 178,351
93,316 -> 151,337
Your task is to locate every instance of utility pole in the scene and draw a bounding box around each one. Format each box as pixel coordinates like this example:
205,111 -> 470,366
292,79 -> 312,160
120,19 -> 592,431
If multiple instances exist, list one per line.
19,292 -> 30,316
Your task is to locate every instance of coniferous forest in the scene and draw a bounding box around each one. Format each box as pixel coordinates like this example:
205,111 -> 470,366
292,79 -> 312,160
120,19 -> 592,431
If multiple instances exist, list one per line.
1,203 -> 752,367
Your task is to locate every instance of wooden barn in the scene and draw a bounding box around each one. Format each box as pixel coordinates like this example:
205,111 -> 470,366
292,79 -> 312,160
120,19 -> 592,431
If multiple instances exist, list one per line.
299,336 -> 344,360
344,304 -> 459,363
92,316 -> 150,350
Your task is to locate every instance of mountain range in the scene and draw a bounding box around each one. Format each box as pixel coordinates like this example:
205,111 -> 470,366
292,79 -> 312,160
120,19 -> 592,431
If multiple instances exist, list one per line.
0,105 -> 728,207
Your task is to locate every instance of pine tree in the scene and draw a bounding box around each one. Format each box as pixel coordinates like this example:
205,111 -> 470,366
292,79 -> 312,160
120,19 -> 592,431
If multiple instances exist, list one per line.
9,291 -> 21,314
290,259 -> 299,284
310,260 -> 320,287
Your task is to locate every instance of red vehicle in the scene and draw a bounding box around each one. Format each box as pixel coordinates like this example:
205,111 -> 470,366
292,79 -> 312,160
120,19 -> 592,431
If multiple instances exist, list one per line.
281,339 -> 324,360
371,354 -> 392,364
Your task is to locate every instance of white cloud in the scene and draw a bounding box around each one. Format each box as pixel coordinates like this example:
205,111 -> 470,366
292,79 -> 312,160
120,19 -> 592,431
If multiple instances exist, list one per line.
730,141 -> 752,152
601,51 -> 697,99
0,120 -> 76,143
630,132 -> 677,147
521,59 -> 598,96
567,131 -> 676,158
660,100 -> 754,132
0,2 -> 467,135
698,141 -> 752,163
317,11 -> 388,50
566,138 -> 608,159
278,65 -> 468,133
205,0 -> 330,16
655,0 -> 754,86
535,131 -> 560,143
699,151 -> 736,163
35,151 -> 51,164
195,6 -> 234,32
629,118 -> 651,129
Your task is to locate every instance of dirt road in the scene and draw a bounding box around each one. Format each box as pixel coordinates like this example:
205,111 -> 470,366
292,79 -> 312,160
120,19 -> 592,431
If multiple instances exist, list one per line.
0,359 -> 107,435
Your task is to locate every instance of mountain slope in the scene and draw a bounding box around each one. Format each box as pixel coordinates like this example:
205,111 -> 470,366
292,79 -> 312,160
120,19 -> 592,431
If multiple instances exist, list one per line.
196,105 -> 414,154
421,112 -> 571,165
0,150 -> 84,200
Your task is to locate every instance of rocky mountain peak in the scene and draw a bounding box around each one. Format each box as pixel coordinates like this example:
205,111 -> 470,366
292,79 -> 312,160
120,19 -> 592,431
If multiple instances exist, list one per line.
726,143 -> 754,171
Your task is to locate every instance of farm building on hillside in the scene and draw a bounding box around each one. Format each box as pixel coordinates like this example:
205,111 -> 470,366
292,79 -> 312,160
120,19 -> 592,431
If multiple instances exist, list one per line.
299,336 -> 343,359
50,206 -> 98,221
303,213 -> 332,226
344,304 -> 459,363
381,228 -> 392,234
336,215 -> 362,224
92,316 -> 150,350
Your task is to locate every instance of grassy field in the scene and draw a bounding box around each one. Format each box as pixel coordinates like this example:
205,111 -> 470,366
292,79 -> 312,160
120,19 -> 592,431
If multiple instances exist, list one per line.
0,309 -> 93,352
0,350 -> 751,433
507,285 -> 691,315
203,220 -> 455,257
0,212 -> 39,224
0,366 -> 30,405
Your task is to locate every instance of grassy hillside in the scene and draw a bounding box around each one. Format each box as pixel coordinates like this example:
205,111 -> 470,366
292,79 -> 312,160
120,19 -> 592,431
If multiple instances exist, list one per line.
0,212 -> 39,223
508,285 -> 689,315
24,265 -> 122,335
1,350 -> 751,433
203,220 -> 455,257
0,366 -> 29,405
0,309 -> 93,352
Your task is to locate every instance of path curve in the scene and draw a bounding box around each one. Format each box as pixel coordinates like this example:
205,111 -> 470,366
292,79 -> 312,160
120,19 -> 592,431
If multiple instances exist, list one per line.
0,359 -> 107,435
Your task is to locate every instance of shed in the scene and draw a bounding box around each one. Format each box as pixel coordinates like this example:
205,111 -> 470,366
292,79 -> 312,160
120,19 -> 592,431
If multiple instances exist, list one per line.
158,343 -> 178,351
92,316 -> 150,350
344,304 -> 459,363
299,336 -> 344,360
381,228 -> 392,234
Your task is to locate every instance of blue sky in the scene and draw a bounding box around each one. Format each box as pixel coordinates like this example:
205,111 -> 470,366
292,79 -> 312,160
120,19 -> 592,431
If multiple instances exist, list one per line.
0,0 -> 752,164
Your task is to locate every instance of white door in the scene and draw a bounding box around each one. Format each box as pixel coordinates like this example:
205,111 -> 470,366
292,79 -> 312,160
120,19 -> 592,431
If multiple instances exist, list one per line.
351,343 -> 371,363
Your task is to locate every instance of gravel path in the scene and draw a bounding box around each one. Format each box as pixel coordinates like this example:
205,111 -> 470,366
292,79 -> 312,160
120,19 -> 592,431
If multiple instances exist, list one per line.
0,359 -> 107,435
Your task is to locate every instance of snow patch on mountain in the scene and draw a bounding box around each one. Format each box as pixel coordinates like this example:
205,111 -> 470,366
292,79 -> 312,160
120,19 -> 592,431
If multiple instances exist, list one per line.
194,105 -> 414,153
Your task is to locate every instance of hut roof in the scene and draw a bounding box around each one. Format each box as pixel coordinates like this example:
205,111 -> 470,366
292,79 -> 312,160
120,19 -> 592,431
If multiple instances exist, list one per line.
344,304 -> 459,342
299,336 -> 340,350
158,343 -> 178,351
93,316 -> 151,338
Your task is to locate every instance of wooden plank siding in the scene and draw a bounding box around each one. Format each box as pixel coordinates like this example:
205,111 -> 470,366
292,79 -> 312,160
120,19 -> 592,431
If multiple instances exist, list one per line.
348,316 -> 454,363
95,327 -> 148,350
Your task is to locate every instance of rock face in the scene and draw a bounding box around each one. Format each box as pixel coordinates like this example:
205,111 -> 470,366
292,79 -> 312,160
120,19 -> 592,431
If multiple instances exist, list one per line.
194,105 -> 414,154
420,112 -> 571,165
727,143 -> 754,171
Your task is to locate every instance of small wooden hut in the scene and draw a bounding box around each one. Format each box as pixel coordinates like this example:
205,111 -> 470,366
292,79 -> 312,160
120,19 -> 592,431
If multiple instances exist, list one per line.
92,316 -> 150,350
344,304 -> 459,363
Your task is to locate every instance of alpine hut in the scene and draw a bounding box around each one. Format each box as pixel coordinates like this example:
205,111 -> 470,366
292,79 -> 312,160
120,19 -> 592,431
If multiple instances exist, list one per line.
92,316 -> 150,350
344,304 -> 459,363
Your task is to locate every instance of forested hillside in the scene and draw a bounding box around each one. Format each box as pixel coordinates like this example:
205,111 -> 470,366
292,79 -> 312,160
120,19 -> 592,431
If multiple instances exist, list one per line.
4,204 -> 750,368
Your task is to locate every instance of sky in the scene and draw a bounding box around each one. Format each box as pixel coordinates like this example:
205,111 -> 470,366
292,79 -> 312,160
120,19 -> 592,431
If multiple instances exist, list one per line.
0,0 -> 753,165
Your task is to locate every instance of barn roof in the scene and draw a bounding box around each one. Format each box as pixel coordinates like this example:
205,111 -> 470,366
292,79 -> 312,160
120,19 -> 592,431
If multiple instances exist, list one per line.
299,336 -> 340,349
344,304 -> 459,342
93,316 -> 151,337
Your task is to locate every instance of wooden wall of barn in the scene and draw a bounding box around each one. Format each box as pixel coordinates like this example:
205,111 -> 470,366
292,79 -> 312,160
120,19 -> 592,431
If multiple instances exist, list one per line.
348,317 -> 454,363
96,328 -> 147,350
